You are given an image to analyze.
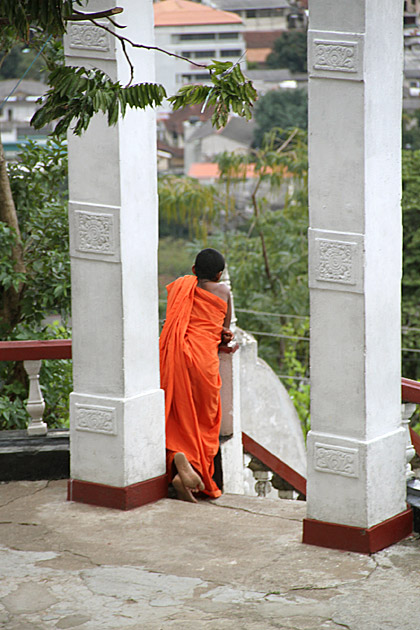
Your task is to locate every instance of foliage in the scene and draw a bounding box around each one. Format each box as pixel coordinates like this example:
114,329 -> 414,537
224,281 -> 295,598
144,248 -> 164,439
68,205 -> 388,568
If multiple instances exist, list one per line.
0,139 -> 70,429
32,66 -> 167,136
169,60 -> 257,129
0,2 -> 257,135
280,323 -> 310,439
0,45 -> 45,80
402,110 -> 420,151
158,128 -> 310,430
266,30 -> 307,74
158,236 -> 193,323
0,321 -> 72,431
3,138 -> 70,336
158,174 -> 224,240
253,90 -> 308,147
0,1 -> 81,39
402,149 -> 420,380
0,223 -> 26,295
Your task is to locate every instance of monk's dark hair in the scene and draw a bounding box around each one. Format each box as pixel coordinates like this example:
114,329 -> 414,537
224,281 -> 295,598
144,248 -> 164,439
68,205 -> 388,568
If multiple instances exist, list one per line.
194,248 -> 225,280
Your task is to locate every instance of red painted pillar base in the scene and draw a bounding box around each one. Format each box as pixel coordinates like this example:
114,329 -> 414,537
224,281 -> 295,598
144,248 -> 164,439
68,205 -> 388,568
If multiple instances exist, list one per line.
67,474 -> 168,510
303,508 -> 413,554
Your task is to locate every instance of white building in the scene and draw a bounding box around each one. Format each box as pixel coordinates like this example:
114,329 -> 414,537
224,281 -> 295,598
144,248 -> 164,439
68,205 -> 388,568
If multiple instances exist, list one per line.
405,0 -> 420,26
0,79 -> 50,159
154,0 -> 245,101
206,0 -> 292,31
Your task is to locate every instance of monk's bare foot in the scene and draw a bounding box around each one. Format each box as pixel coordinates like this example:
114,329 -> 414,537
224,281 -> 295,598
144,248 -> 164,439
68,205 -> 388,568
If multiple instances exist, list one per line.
172,474 -> 197,503
174,452 -> 205,491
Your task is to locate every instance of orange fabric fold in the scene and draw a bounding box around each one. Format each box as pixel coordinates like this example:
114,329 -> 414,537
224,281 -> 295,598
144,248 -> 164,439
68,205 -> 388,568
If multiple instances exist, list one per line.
159,275 -> 227,498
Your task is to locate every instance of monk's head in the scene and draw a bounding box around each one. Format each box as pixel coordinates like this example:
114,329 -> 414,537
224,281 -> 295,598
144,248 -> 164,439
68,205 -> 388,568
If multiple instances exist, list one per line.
193,248 -> 225,281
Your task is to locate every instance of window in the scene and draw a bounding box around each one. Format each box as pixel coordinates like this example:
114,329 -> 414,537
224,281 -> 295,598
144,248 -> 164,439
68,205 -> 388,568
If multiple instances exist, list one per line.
179,32 -> 216,41
181,50 -> 216,59
220,49 -> 242,58
219,32 -> 239,40
181,73 -> 209,83
246,10 -> 256,17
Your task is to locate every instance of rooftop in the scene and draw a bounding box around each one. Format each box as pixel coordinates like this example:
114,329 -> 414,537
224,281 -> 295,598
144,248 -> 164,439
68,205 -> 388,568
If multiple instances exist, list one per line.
154,0 -> 243,27
0,79 -> 47,101
208,0 -> 291,10
188,115 -> 256,143
1,480 -> 419,629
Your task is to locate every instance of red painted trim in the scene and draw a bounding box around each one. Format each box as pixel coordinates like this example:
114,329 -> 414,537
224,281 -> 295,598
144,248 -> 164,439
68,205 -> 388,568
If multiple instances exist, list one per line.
219,342 -> 239,354
242,431 -> 306,497
410,427 -> 420,458
303,509 -> 413,554
402,377 -> 420,404
67,474 -> 168,510
0,340 -> 72,361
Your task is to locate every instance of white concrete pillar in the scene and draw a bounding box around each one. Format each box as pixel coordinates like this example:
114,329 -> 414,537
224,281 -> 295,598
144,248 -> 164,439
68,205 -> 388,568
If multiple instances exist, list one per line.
65,0 -> 166,509
304,0 -> 412,552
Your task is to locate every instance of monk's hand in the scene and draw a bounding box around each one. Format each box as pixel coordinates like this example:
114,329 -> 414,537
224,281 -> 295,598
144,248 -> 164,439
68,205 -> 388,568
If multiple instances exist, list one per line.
221,327 -> 234,345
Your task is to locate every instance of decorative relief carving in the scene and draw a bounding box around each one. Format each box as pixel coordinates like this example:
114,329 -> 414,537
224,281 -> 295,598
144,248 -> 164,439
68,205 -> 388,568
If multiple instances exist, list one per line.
75,404 -> 117,435
76,211 -> 115,255
69,23 -> 110,51
313,40 -> 357,73
316,239 -> 357,285
315,443 -> 358,478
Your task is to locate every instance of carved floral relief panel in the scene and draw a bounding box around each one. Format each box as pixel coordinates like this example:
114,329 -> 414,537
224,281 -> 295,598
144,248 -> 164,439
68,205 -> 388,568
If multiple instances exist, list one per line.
69,203 -> 121,263
314,443 -> 359,478
309,31 -> 364,81
308,229 -> 364,293
75,404 -> 117,435
76,211 -> 115,255
69,23 -> 110,52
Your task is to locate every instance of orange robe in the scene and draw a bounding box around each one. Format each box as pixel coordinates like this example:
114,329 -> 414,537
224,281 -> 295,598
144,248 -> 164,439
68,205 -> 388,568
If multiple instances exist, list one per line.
159,275 -> 227,498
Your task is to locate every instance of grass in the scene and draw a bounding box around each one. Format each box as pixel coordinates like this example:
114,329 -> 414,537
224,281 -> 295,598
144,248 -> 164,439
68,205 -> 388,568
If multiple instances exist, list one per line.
158,236 -> 193,318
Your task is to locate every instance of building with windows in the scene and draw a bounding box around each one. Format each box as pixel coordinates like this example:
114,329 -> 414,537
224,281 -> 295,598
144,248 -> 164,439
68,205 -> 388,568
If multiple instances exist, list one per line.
405,0 -> 420,26
153,0 -> 245,101
206,0 -> 292,31
0,79 -> 51,160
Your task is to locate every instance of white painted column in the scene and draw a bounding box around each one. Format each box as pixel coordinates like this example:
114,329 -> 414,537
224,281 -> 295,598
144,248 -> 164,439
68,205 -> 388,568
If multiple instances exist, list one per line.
65,0 -> 166,506
304,0 -> 410,550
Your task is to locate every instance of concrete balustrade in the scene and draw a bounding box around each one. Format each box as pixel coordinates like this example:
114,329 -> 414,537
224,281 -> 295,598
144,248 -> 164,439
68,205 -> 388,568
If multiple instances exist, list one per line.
402,403 -> 416,480
24,360 -> 47,436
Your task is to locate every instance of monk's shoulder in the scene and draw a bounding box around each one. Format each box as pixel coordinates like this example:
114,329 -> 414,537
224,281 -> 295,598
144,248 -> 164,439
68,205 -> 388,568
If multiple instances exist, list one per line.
211,282 -> 230,303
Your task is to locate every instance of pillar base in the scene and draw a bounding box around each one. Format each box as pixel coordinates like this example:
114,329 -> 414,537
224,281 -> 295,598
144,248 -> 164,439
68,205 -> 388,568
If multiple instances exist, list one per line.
303,508 -> 413,554
67,474 -> 168,510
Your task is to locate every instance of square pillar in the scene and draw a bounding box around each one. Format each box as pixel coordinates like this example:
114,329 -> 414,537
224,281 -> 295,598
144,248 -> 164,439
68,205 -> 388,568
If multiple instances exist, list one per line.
65,0 -> 167,508
303,0 -> 412,551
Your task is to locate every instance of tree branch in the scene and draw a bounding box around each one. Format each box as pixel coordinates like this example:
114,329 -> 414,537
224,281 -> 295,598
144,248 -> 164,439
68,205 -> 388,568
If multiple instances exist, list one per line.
90,19 -> 208,69
68,8 -> 123,21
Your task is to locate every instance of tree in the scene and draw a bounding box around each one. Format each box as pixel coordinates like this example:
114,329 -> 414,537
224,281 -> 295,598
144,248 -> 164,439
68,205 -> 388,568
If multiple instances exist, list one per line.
402,149 -> 420,380
0,45 -> 45,80
402,110 -> 420,150
0,0 -> 257,338
253,89 -> 308,146
0,138 -> 71,430
266,30 -> 307,74
160,127 -> 309,361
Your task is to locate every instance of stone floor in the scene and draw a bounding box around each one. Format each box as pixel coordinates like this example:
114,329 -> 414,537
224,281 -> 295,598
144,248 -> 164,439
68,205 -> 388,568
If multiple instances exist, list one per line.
1,480 -> 420,629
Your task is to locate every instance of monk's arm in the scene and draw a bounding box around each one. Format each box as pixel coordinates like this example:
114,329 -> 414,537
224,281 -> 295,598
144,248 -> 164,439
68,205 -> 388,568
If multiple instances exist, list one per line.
223,292 -> 232,329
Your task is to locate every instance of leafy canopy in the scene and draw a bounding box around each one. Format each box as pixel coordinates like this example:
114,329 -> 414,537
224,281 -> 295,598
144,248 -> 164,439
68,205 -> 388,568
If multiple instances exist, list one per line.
0,1 -> 257,133
266,30 -> 307,74
253,89 -> 308,147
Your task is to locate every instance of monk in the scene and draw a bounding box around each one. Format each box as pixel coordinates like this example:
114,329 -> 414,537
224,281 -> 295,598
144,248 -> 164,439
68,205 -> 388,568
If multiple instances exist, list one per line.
159,248 -> 233,502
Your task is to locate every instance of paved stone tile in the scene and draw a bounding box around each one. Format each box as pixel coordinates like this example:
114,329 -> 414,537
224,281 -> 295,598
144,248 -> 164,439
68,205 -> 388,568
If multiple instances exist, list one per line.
0,481 -> 419,629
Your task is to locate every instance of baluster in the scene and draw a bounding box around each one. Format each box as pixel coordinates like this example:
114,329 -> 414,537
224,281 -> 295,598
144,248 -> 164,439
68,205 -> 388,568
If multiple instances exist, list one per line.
401,402 -> 416,481
24,360 -> 47,436
221,265 -> 237,330
271,473 -> 299,500
248,456 -> 272,497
